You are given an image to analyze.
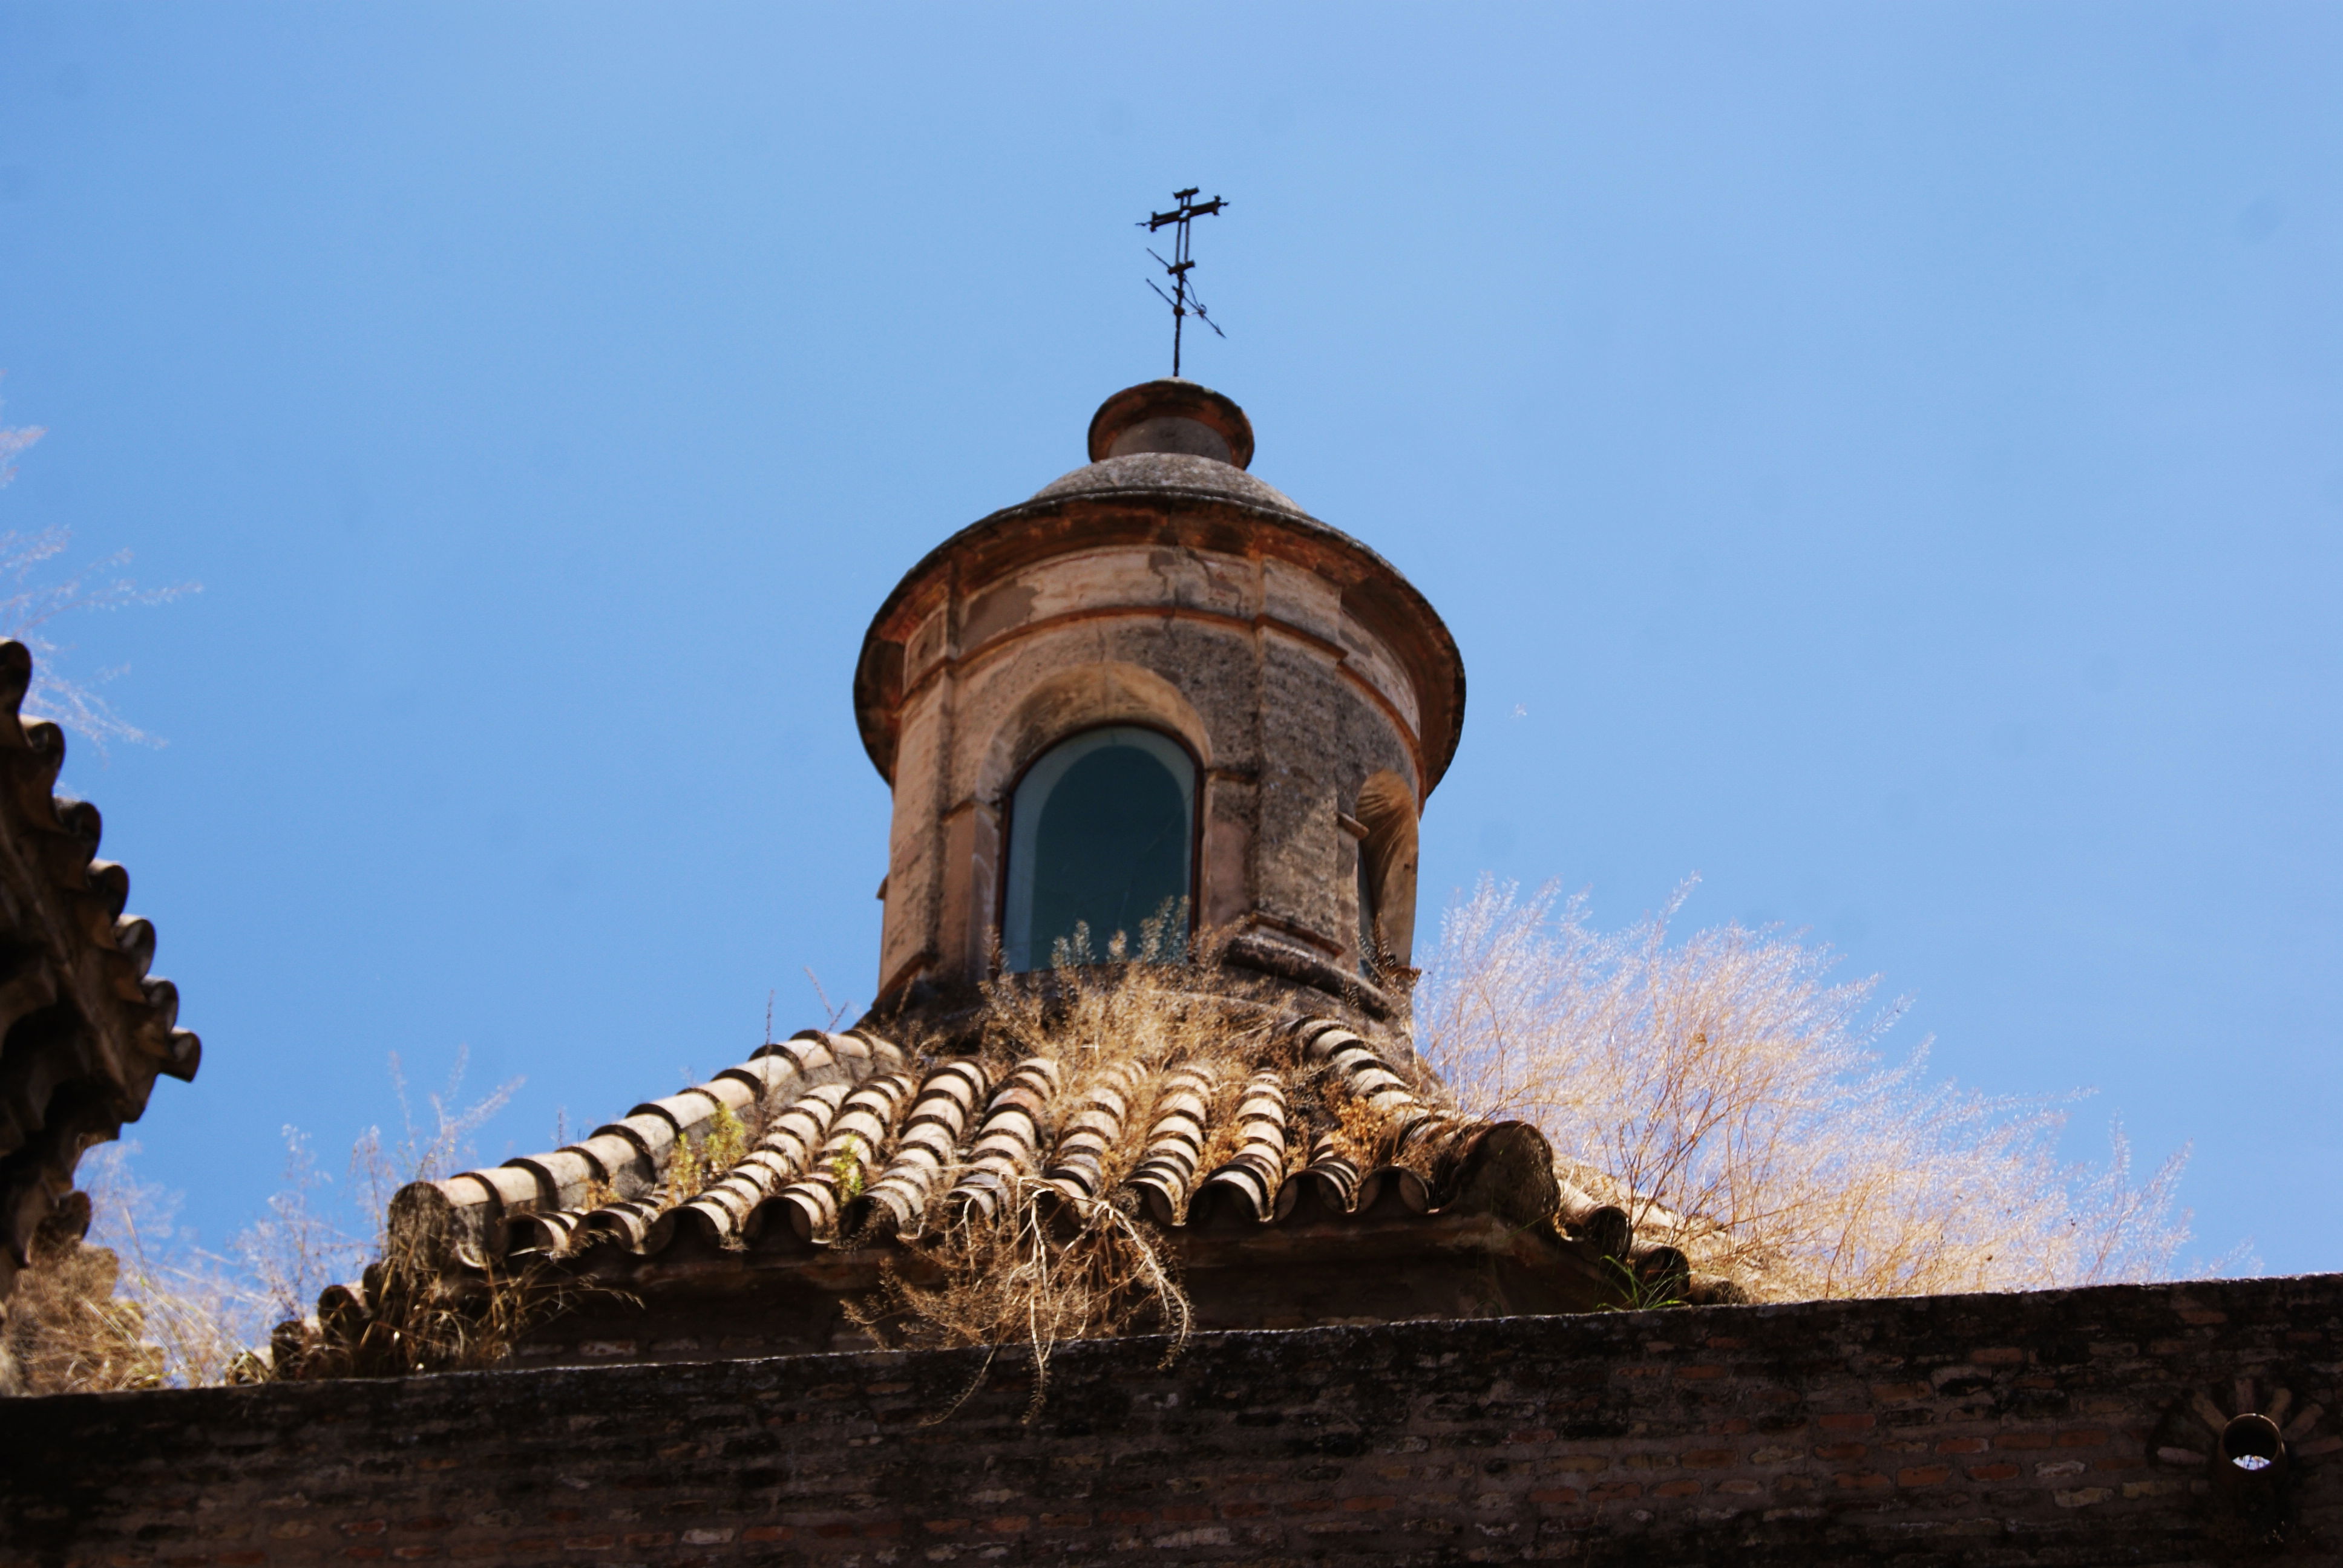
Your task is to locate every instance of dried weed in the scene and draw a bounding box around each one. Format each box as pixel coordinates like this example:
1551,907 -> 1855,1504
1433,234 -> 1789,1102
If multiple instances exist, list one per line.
848,1176 -> 1190,1422
843,917 -> 1302,1412
2,1203 -> 167,1395
1417,878 -> 2204,1299
271,1220 -> 606,1380
9,1052 -> 529,1393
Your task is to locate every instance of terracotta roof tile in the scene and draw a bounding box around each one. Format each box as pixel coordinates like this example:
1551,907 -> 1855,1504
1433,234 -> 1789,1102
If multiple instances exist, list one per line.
315,1010 -> 1755,1374
1038,1059 -> 1145,1204
946,1057 -> 1058,1224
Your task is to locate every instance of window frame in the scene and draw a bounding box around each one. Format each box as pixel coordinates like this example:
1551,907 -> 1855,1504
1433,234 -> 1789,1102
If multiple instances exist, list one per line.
994,721 -> 1205,973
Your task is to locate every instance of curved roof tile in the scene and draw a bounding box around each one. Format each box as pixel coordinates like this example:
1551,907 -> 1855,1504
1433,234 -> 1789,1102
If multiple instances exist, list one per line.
300,1011 -> 1753,1373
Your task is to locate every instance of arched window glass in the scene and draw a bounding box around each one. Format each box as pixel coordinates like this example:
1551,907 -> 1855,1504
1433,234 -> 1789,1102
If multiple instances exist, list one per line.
1002,726 -> 1195,972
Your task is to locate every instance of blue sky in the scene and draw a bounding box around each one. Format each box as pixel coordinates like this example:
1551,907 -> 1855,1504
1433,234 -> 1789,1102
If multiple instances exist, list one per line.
1,4 -> 2335,1273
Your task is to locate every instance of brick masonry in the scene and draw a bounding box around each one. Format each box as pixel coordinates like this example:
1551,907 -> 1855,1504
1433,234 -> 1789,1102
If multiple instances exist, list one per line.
5,1272 -> 2339,1566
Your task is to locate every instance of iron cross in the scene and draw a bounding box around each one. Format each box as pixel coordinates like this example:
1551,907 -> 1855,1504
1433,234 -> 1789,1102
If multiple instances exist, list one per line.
1141,188 -> 1227,378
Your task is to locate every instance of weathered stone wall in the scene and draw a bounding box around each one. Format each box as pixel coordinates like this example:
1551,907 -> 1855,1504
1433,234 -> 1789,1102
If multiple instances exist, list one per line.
6,1272 -> 2339,1566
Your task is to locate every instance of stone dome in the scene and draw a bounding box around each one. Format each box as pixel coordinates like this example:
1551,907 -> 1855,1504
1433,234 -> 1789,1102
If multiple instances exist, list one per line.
1029,451 -> 1308,517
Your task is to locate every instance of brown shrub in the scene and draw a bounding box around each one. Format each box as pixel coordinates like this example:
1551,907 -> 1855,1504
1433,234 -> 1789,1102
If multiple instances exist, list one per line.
1417,878 -> 2203,1300
1,1197 -> 165,1396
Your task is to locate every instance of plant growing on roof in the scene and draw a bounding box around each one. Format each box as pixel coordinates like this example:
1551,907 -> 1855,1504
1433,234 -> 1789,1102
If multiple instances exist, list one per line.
697,1102 -> 748,1192
663,1139 -> 703,1204
270,1226 -> 605,1380
655,1102 -> 749,1207
847,1172 -> 1191,1424
10,1051 -> 532,1393
833,935 -> 1312,1417
1,1194 -> 166,1395
830,1134 -> 867,1201
1326,1083 -> 1405,1172
1594,1253 -> 1688,1313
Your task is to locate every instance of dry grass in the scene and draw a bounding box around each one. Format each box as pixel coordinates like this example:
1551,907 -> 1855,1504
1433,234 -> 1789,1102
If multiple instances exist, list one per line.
272,1051 -> 563,1378
968,913 -> 1285,1135
1417,877 -> 2209,1301
848,1175 -> 1191,1422
48,1145 -> 278,1390
848,915 -> 1291,1413
5,1051 -> 525,1394
2,1199 -> 168,1395
270,1229 -> 594,1380
0,402 -> 198,753
349,1050 -> 522,1239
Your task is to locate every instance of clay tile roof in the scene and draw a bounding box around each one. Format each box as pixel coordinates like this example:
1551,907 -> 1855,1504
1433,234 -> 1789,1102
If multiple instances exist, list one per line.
0,641 -> 199,1302
395,1022 -> 1539,1262
318,1014 -> 1741,1365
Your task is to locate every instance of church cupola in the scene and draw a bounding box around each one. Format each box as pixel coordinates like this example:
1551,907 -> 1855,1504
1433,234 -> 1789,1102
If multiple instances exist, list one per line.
854,379 -> 1465,1045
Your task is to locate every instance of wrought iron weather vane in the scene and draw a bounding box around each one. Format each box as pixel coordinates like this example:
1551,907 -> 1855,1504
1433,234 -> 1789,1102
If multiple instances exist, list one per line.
1141,188 -> 1227,378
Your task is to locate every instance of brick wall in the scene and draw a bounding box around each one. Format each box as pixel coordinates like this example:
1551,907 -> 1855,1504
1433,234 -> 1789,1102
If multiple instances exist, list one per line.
5,1272 -> 2340,1566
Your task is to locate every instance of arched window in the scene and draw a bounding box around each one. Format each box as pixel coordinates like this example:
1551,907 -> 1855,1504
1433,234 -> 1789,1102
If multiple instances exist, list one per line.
1001,725 -> 1195,972
1353,771 -> 1419,976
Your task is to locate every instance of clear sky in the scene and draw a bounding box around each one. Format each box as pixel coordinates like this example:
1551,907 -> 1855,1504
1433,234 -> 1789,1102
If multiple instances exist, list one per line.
1,4 -> 2335,1275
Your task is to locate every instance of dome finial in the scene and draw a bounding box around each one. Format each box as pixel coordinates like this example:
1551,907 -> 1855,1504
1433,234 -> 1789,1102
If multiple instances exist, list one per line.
1086,381 -> 1256,469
